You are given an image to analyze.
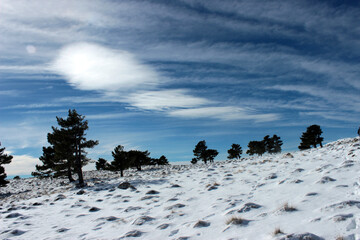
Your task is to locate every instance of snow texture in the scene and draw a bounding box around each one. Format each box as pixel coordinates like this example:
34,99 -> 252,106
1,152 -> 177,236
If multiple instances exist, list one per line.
1,137 -> 360,239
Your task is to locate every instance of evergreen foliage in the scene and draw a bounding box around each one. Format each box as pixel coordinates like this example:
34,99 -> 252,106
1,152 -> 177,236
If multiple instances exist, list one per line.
95,158 -> 110,171
298,125 -> 324,150
128,150 -> 151,171
246,140 -> 265,156
153,155 -> 169,165
227,143 -> 242,159
110,145 -> 129,177
0,143 -> 13,187
32,109 -> 98,187
263,135 -> 283,154
192,140 -> 218,164
32,146 -> 56,178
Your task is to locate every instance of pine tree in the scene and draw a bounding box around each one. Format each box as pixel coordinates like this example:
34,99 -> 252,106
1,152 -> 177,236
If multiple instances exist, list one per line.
155,155 -> 169,165
0,143 -> 13,187
263,135 -> 283,154
227,144 -> 242,160
246,140 -> 265,156
192,140 -> 218,164
32,146 -> 56,178
128,150 -> 150,171
95,158 -> 110,171
299,125 -> 323,150
33,109 -> 98,187
272,135 -> 283,153
110,145 -> 128,177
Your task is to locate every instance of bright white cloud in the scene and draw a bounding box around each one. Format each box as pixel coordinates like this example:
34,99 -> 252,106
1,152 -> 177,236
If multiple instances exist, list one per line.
51,42 -> 159,92
125,90 -> 211,111
4,154 -> 40,176
169,106 -> 279,122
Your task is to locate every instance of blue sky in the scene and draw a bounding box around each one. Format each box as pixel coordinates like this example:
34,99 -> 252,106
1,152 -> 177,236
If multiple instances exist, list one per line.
1,0 -> 359,176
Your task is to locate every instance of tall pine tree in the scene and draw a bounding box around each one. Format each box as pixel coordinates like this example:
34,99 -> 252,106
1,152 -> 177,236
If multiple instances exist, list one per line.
0,143 -> 13,187
227,144 -> 242,160
33,110 -> 98,187
299,125 -> 323,150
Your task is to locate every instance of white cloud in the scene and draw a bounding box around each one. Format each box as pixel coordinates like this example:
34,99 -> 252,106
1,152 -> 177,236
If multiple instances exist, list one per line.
4,154 -> 40,176
169,106 -> 279,122
125,90 -> 211,111
51,42 -> 159,92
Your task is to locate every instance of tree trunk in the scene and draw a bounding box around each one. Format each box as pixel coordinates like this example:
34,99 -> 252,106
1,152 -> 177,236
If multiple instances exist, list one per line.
67,165 -> 74,182
76,137 -> 84,187
120,169 -> 124,177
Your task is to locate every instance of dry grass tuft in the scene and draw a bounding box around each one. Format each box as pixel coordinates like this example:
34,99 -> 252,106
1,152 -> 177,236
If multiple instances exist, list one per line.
280,202 -> 297,212
226,216 -> 244,225
273,227 -> 284,236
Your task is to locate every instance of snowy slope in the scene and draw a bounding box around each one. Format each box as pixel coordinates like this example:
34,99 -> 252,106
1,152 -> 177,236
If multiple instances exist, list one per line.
1,137 -> 360,240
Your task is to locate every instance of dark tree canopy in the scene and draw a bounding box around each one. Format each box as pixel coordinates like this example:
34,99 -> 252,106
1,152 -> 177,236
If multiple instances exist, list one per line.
246,140 -> 265,156
298,125 -> 324,150
263,135 -> 283,154
32,146 -> 56,178
153,155 -> 169,165
227,144 -> 242,160
192,140 -> 218,164
110,145 -> 129,177
95,158 -> 110,171
0,143 -> 13,187
32,109 -> 98,187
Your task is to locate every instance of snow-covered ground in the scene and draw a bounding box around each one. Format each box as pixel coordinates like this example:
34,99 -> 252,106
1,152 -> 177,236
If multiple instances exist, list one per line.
1,137 -> 360,240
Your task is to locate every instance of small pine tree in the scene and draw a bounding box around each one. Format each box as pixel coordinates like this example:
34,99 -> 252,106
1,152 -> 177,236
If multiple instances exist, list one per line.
110,145 -> 129,177
263,135 -> 283,154
192,140 -> 218,164
95,158 -> 110,171
32,146 -> 56,178
0,143 -> 13,187
246,140 -> 265,156
298,125 -> 323,150
227,144 -> 242,160
128,150 -> 151,171
156,155 -> 169,165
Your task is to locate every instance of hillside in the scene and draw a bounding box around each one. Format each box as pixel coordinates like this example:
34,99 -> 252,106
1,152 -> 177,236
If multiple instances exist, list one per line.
1,137 -> 360,240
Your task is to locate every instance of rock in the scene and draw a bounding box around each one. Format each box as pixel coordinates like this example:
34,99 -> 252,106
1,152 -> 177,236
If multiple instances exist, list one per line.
165,203 -> 186,210
140,195 -> 159,201
283,153 -> 294,158
171,184 -> 181,188
238,203 -> 262,213
124,206 -> 142,212
327,200 -> 360,209
318,176 -> 336,183
157,223 -> 170,230
293,168 -> 304,173
6,213 -> 22,218
306,192 -> 318,196
193,220 -> 210,228
10,229 -> 26,236
54,194 -> 66,201
333,214 -> 353,222
89,207 -> 101,212
265,173 -> 277,180
279,232 -> 324,240
76,190 -> 86,195
118,182 -> 136,190
146,190 -> 160,195
133,216 -> 155,225
57,228 -> 69,233
106,216 -> 119,221
123,230 -> 143,238
292,179 -> 303,184
32,202 -> 43,206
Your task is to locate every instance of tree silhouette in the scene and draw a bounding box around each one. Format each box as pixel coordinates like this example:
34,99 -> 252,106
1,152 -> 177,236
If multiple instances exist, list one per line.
246,140 -> 265,156
32,146 -> 56,178
95,158 -> 110,171
110,145 -> 129,177
192,140 -> 218,164
227,144 -> 242,160
263,135 -> 283,154
33,109 -> 98,187
128,150 -> 151,171
0,143 -> 13,187
299,125 -> 324,150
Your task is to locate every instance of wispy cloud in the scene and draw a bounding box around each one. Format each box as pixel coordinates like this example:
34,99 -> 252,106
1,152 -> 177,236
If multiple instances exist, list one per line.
169,106 -> 279,122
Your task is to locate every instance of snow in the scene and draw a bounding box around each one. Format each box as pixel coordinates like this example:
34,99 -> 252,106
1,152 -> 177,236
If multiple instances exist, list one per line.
1,137 -> 360,240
